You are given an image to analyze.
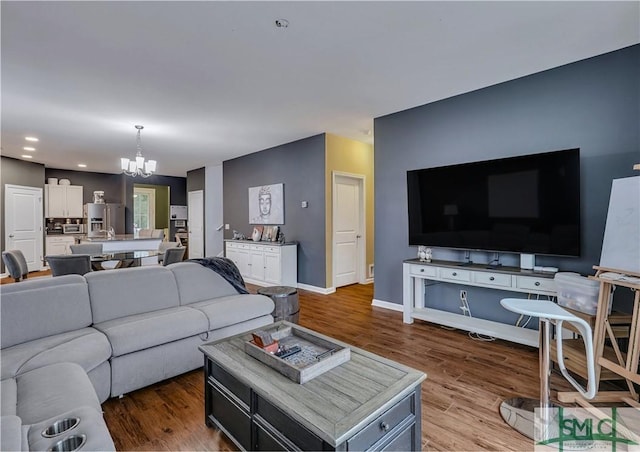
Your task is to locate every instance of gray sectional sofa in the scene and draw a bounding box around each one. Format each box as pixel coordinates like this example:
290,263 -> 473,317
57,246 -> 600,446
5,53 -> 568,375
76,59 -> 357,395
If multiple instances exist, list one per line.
0,262 -> 275,451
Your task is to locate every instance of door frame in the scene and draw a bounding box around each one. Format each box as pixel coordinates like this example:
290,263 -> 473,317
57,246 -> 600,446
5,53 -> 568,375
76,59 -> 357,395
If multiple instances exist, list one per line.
332,171 -> 366,287
188,190 -> 204,259
4,184 -> 44,272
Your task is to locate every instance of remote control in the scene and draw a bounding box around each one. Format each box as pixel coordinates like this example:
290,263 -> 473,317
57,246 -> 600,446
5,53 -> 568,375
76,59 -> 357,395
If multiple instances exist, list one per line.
275,345 -> 301,359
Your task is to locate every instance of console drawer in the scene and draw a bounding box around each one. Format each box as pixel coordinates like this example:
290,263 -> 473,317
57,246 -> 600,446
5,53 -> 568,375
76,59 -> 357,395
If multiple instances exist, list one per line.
207,359 -> 251,407
207,381 -> 251,450
473,272 -> 512,288
347,394 -> 413,451
255,395 -> 323,451
438,268 -> 471,283
409,265 -> 436,277
516,276 -> 556,294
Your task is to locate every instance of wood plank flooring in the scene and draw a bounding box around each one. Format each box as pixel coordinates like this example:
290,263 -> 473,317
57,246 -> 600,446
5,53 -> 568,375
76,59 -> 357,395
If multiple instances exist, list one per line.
99,283 -> 582,451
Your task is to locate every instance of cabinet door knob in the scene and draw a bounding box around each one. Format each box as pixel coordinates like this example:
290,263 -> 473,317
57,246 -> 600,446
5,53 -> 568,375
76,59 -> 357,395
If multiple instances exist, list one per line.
452,272 -> 457,276
535,281 -> 540,286
380,422 -> 390,432
489,276 -> 495,281
420,269 -> 424,272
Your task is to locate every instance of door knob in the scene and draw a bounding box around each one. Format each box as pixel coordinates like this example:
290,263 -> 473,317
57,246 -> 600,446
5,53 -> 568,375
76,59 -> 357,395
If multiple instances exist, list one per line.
356,235 -> 362,238
9,234 -> 14,238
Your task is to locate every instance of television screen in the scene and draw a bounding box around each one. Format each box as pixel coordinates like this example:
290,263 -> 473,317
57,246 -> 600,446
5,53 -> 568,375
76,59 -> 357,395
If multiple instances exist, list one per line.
407,149 -> 581,257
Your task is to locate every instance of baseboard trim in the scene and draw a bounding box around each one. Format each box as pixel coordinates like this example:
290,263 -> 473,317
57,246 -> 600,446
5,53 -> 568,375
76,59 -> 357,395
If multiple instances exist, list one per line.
372,298 -> 403,312
297,283 -> 336,295
360,278 -> 374,285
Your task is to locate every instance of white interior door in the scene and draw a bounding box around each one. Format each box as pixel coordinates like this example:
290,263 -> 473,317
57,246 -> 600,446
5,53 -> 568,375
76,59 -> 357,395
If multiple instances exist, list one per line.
333,174 -> 364,287
5,184 -> 44,272
188,190 -> 204,258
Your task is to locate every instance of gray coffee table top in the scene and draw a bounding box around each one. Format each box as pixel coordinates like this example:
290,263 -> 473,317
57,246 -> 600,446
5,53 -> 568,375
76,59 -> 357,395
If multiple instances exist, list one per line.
199,321 -> 426,446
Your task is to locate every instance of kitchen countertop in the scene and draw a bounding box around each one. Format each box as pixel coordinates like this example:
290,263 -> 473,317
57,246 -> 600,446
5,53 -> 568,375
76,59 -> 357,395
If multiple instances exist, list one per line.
84,234 -> 162,242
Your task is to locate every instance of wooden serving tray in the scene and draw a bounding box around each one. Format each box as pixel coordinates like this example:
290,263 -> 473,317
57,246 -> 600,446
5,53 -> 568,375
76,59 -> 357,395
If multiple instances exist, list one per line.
244,323 -> 350,384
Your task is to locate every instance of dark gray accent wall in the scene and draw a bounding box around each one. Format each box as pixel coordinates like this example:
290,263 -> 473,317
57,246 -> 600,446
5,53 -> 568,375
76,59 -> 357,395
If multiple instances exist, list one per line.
223,134 -> 326,288
374,45 -> 639,316
187,167 -> 205,192
45,168 -> 124,204
45,168 -> 186,236
123,174 -> 187,235
1,157 -> 46,272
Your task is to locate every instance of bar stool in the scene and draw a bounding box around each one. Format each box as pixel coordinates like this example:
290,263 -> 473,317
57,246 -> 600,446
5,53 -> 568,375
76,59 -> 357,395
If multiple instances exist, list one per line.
499,298 -> 597,441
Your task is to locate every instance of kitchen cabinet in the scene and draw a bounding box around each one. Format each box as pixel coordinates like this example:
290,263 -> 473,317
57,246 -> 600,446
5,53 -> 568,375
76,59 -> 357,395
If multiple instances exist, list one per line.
45,184 -> 83,218
45,235 -> 75,257
225,240 -> 297,287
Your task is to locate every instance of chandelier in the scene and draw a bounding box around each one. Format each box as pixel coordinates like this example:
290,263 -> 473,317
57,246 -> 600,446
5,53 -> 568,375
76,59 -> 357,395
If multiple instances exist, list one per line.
120,125 -> 157,177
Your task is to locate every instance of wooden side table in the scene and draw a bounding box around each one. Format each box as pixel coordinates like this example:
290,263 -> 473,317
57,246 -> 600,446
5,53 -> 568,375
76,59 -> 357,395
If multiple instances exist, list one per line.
257,286 -> 299,323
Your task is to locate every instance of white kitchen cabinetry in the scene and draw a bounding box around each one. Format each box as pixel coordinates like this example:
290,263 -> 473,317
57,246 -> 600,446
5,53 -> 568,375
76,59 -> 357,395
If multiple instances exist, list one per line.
45,185 -> 83,218
225,240 -> 297,287
45,235 -> 75,257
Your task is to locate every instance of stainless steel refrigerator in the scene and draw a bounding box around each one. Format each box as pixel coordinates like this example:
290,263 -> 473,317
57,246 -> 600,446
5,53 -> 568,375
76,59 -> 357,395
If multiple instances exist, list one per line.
84,203 -> 125,238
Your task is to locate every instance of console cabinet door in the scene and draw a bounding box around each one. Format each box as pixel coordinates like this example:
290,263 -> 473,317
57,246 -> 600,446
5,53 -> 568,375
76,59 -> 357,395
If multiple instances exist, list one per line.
249,250 -> 265,281
263,251 -> 281,284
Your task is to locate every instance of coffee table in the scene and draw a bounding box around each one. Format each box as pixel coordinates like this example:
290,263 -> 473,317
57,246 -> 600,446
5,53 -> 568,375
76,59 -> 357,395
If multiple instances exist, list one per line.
199,322 -> 426,451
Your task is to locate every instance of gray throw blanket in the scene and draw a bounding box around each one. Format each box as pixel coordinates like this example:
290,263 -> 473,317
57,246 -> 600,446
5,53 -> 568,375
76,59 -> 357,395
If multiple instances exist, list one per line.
188,257 -> 249,294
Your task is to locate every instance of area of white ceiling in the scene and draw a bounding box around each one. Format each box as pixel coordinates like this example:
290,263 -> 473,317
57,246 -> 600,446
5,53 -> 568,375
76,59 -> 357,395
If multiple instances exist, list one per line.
1,1 -> 638,177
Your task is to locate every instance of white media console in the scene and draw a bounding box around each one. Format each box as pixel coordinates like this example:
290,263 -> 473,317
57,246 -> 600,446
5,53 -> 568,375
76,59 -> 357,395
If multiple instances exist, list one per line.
402,259 -> 557,347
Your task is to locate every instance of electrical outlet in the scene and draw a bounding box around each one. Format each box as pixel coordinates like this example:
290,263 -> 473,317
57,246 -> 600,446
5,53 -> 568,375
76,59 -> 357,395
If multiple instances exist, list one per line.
460,290 -> 467,301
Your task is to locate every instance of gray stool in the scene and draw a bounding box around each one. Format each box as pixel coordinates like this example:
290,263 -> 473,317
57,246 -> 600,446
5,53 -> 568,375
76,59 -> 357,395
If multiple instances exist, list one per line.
257,286 -> 300,323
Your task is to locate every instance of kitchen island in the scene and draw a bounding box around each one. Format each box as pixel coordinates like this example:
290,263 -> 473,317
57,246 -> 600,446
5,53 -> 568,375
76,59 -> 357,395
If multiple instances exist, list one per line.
82,235 -> 162,253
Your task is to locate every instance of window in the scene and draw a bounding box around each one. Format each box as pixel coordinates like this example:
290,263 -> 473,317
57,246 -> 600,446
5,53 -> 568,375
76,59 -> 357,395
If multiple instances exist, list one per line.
133,187 -> 155,230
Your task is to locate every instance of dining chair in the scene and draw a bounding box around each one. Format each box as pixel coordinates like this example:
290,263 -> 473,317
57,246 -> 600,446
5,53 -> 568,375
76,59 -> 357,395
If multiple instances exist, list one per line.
2,249 -> 29,282
162,247 -> 186,266
158,241 -> 180,264
46,254 -> 92,276
69,243 -> 103,255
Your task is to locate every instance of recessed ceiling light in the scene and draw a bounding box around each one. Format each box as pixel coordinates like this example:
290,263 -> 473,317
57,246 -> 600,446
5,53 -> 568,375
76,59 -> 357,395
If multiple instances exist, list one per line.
78,164 -> 87,168
23,146 -> 36,151
25,136 -> 39,142
21,154 -> 33,159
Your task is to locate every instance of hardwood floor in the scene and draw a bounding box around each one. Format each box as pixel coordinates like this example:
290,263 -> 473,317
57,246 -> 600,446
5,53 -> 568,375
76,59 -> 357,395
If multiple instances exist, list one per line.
99,283 -> 582,451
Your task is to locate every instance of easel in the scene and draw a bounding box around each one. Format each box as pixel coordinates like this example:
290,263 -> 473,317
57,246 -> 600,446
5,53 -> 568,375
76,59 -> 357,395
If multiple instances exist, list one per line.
559,166 -> 640,407
558,267 -> 640,406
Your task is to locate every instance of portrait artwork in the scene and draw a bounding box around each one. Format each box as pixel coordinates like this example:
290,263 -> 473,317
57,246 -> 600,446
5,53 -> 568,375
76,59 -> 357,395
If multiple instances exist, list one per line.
249,183 -> 284,225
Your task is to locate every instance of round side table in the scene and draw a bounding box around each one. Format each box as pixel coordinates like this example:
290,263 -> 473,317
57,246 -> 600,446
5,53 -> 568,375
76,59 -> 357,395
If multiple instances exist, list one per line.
257,286 -> 300,323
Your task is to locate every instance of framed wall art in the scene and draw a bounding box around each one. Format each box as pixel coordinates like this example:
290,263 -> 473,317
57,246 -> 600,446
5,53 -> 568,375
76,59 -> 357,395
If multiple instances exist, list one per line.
249,183 -> 284,225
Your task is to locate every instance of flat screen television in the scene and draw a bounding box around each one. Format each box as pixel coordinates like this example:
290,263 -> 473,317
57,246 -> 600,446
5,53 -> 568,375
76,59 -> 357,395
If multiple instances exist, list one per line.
407,148 -> 581,257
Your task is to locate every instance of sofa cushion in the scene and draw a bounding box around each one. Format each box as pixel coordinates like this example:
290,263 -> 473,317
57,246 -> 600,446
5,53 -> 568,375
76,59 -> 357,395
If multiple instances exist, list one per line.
94,307 -> 208,357
188,294 -> 274,331
0,415 -> 23,452
86,266 -> 180,323
1,378 -> 17,416
16,362 -> 101,425
1,328 -> 111,381
168,262 -> 238,304
0,275 -> 91,349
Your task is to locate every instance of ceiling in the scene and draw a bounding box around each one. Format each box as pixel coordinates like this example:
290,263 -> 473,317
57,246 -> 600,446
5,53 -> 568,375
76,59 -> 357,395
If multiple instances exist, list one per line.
2,2 -> 638,177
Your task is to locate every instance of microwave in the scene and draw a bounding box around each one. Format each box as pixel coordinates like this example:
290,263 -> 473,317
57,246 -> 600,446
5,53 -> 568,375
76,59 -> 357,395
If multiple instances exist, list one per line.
62,224 -> 84,234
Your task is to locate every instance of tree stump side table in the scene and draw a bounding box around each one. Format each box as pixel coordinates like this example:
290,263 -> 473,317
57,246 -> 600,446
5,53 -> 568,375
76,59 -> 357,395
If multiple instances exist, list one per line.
257,286 -> 300,323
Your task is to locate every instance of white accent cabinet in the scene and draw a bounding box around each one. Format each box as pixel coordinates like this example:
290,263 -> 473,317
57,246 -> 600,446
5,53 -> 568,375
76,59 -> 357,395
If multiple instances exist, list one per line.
225,240 -> 297,287
403,259 -> 557,347
45,184 -> 83,218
